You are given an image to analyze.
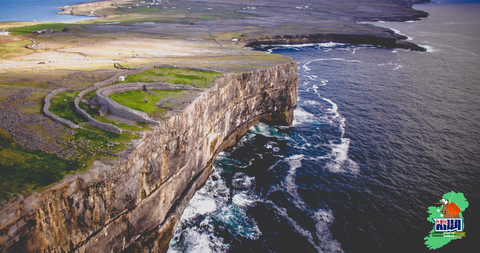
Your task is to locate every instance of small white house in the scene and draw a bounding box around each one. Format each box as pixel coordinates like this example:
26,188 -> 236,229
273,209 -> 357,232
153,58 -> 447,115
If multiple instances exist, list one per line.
119,76 -> 125,81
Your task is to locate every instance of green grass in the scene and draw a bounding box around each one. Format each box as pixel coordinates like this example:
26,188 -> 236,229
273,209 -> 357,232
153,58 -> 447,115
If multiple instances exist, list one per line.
49,91 -> 141,144
0,128 -> 81,203
110,90 -> 166,115
49,90 -> 86,124
122,68 -> 221,89
1,97 -> 143,203
83,90 -> 97,100
110,89 -> 191,117
78,102 -> 149,132
0,40 -> 35,59
8,23 -> 74,34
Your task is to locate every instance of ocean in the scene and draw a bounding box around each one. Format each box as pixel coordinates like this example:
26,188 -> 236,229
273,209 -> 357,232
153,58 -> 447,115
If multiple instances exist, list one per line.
168,2 -> 480,253
0,0 -> 94,22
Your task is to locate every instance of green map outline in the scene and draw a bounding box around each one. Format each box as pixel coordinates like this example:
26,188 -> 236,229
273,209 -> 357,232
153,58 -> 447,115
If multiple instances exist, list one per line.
424,191 -> 469,250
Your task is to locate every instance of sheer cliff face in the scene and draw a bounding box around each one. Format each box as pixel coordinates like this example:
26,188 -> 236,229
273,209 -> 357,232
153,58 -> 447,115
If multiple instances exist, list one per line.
0,62 -> 298,253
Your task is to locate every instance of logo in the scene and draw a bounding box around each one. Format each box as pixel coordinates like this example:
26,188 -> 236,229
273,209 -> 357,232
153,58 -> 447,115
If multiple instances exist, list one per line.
424,191 -> 469,250
433,218 -> 462,232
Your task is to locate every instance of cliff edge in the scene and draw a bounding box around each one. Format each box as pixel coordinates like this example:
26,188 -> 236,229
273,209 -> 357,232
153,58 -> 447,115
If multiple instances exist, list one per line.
0,62 -> 298,253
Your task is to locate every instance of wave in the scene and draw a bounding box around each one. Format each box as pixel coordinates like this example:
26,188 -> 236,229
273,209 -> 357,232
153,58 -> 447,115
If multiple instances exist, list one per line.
322,138 -> 360,174
168,167 -> 230,253
420,44 -> 436,53
169,167 -> 262,252
266,155 -> 344,252
249,122 -> 291,140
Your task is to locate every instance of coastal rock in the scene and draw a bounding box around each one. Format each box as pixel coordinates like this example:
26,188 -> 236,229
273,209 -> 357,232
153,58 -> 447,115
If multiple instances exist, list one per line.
240,33 -> 427,51
0,62 -> 298,253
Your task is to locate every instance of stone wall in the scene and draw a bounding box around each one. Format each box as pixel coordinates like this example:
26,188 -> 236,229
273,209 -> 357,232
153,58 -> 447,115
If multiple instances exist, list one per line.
43,88 -> 80,129
95,82 -> 200,125
0,62 -> 298,253
74,96 -> 123,134
72,67 -> 153,133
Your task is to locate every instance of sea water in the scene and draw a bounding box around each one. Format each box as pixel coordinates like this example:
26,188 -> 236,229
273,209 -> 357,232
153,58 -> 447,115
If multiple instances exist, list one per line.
169,2 -> 480,253
0,0 -> 95,22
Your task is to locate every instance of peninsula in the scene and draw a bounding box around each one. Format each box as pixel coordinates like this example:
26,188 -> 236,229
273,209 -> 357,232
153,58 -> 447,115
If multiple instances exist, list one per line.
0,0 -> 429,252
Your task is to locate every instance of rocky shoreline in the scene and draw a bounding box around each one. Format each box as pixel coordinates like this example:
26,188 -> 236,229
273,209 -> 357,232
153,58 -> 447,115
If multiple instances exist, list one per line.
240,32 -> 426,51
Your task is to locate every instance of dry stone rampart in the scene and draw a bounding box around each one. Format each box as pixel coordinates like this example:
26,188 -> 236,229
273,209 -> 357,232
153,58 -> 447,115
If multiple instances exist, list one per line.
43,65 -> 218,133
95,82 -> 200,125
43,88 -> 80,129
74,96 -> 123,133
71,67 -> 153,133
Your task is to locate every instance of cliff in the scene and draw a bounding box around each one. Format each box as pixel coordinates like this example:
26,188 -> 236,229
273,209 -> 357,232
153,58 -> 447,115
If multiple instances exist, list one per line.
0,62 -> 298,253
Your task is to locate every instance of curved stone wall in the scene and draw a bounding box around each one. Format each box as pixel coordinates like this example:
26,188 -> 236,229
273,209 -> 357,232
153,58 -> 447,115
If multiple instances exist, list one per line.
72,67 -> 153,133
43,88 -> 80,129
95,82 -> 201,126
43,66 -> 219,133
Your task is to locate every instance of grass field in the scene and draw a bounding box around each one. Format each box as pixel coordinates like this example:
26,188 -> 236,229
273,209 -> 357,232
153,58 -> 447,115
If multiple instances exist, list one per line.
78,101 -> 149,132
0,128 -> 84,204
122,68 -> 221,89
110,89 -> 187,117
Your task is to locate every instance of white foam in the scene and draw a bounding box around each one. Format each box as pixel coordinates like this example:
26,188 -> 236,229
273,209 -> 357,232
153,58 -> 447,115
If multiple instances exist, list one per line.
292,107 -> 316,126
266,201 -> 318,246
313,210 -> 343,252
250,122 -> 291,140
262,155 -> 344,251
181,194 -> 217,220
284,155 -> 307,209
301,74 -> 359,175
169,166 -> 262,251
420,44 -> 436,53
232,193 -> 257,207
265,199 -> 343,252
168,217 -> 230,253
214,204 -> 262,240
318,42 -> 347,48
323,138 -> 360,174
390,28 -> 408,38
231,172 -> 256,190
393,65 -> 403,70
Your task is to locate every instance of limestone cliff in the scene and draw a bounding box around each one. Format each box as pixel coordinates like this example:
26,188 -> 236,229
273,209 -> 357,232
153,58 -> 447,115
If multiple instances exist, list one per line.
0,62 -> 298,253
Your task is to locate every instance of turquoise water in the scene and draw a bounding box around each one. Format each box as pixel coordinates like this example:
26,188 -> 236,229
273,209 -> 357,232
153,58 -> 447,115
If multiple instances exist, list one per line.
0,0 -> 95,22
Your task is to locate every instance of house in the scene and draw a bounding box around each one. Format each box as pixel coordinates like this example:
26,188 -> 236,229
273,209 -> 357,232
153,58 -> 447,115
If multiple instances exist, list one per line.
119,76 -> 125,81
